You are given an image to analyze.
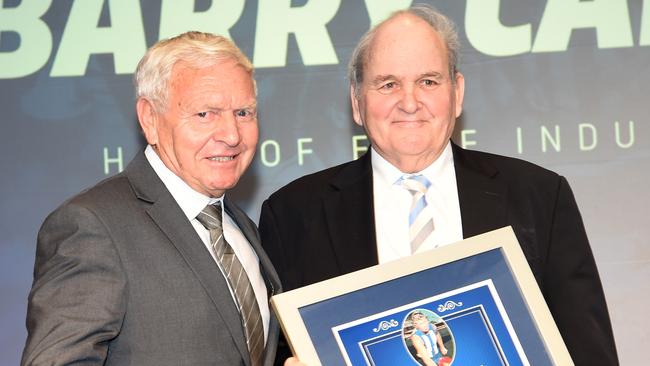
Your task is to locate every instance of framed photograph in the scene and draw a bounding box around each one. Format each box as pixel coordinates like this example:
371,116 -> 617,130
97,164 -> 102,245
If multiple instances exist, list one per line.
270,226 -> 573,366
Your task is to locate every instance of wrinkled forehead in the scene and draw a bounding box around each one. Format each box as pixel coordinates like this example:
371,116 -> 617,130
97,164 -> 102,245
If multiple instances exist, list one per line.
166,60 -> 256,106
169,60 -> 253,87
365,14 -> 449,75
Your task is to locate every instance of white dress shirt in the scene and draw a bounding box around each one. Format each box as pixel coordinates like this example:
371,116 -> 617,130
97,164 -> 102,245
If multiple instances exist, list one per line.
145,146 -> 269,341
372,142 -> 463,264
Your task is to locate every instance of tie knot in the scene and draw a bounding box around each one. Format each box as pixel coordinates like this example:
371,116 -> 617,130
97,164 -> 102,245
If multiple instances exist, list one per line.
399,174 -> 431,195
196,203 -> 223,231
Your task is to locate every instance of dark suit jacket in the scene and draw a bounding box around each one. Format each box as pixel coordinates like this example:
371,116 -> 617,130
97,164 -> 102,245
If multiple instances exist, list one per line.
259,144 -> 618,365
22,152 -> 282,366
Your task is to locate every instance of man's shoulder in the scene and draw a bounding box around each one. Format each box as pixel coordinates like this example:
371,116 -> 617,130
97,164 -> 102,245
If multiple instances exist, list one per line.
267,158 -> 366,202
455,146 -> 561,183
34,170 -> 142,252
69,172 -> 133,208
58,152 -> 156,212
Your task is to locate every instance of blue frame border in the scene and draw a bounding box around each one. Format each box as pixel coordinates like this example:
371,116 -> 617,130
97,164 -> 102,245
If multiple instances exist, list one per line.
296,248 -> 552,366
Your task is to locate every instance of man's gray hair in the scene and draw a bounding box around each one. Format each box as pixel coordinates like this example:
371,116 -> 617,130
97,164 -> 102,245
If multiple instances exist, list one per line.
348,4 -> 460,98
134,31 -> 255,113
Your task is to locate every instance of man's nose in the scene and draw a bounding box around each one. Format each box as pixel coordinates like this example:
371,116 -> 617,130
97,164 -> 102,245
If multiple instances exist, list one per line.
213,113 -> 242,146
398,85 -> 419,113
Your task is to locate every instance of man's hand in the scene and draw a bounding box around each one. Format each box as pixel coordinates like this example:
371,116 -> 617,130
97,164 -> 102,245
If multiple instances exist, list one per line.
284,357 -> 307,366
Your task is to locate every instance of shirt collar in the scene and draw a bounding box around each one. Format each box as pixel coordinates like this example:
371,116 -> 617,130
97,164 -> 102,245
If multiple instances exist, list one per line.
370,141 -> 454,186
144,145 -> 223,220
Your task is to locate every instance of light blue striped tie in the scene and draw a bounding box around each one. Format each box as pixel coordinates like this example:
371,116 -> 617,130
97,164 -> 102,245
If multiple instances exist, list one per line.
399,174 -> 435,253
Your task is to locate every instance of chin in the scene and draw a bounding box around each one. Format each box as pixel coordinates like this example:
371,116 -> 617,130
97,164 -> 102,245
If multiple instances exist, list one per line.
210,180 -> 239,191
397,143 -> 432,155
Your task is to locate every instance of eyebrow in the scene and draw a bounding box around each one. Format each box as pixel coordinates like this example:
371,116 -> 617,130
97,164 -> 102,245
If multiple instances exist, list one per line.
200,101 -> 257,111
369,74 -> 396,86
237,102 -> 257,110
418,71 -> 444,80
369,71 -> 445,86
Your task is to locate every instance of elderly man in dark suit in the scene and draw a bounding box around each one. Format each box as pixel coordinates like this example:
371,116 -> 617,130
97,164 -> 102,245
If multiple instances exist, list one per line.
259,5 -> 618,365
22,31 -> 280,366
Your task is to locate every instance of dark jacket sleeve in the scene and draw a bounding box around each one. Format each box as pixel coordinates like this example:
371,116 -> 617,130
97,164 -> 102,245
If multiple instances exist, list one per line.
542,177 -> 618,365
259,199 -> 295,365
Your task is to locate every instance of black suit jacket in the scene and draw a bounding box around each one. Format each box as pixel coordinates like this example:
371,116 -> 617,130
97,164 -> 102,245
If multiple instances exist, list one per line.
259,144 -> 618,365
23,152 -> 282,366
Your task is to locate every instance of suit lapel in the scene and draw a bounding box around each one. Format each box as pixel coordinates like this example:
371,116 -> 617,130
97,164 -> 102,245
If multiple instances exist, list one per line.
323,153 -> 379,273
125,153 -> 250,365
321,145 -> 508,269
224,197 -> 281,297
452,144 -> 509,238
224,196 -> 282,366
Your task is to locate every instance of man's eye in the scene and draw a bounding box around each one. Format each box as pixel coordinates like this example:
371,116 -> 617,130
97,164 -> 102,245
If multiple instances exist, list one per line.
421,79 -> 439,87
235,108 -> 256,120
377,82 -> 398,94
197,111 -> 208,118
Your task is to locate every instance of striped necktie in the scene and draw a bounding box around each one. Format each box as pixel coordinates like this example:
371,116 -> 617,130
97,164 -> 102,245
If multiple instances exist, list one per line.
399,174 -> 435,253
196,203 -> 264,366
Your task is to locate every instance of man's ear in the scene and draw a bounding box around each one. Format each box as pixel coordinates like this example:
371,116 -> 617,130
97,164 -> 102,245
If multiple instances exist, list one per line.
136,98 -> 159,145
350,85 -> 363,126
453,72 -> 465,118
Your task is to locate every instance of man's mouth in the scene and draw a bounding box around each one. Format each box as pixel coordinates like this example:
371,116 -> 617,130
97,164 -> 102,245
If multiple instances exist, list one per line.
394,119 -> 425,123
208,155 -> 236,162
